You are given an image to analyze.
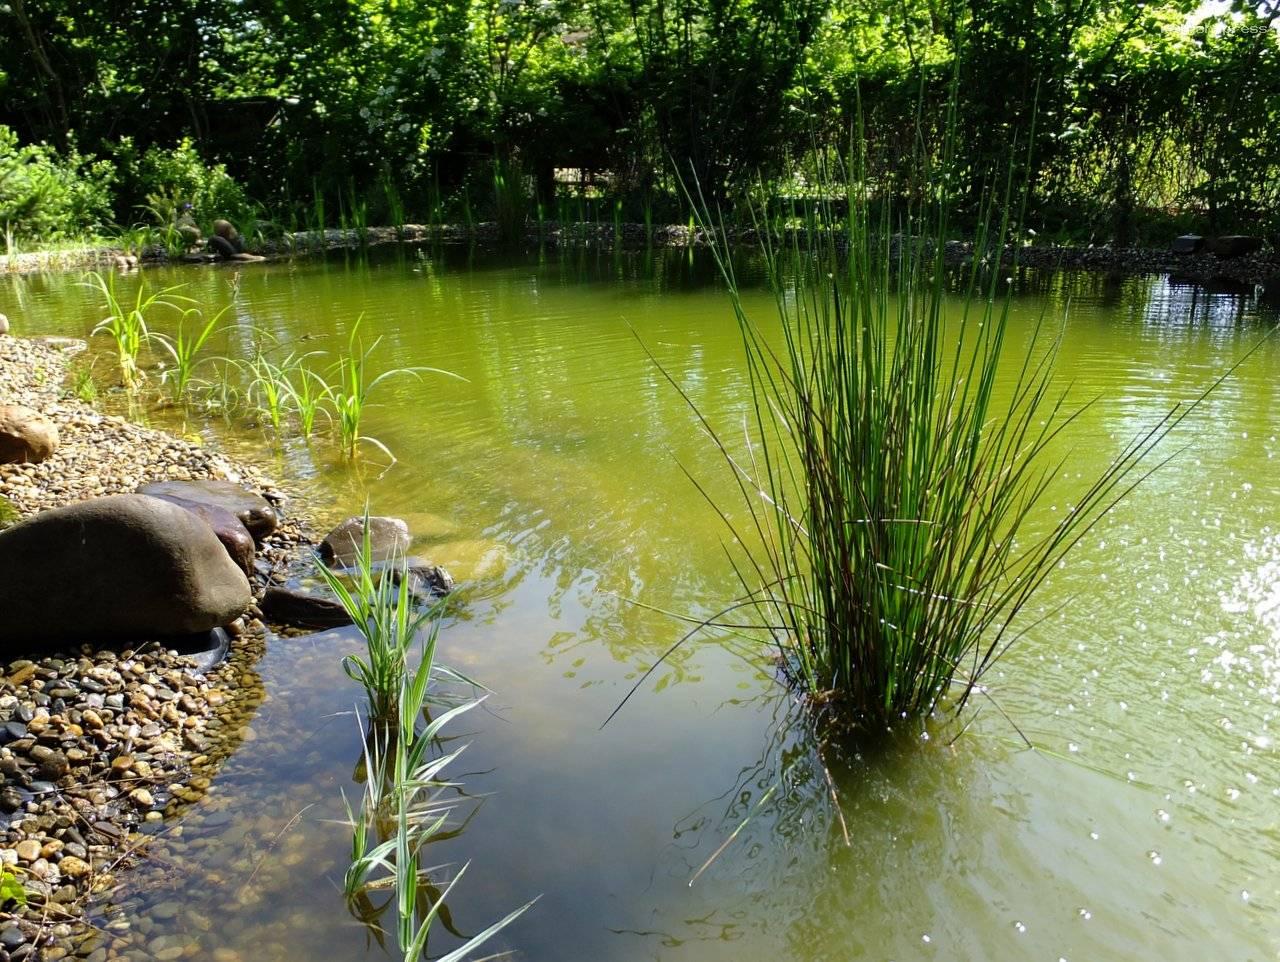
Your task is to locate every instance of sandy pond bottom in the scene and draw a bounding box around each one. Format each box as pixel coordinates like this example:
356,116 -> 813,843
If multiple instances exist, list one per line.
4,247 -> 1280,961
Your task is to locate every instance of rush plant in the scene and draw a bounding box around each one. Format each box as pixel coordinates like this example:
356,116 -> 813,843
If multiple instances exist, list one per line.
621,152 -> 1255,732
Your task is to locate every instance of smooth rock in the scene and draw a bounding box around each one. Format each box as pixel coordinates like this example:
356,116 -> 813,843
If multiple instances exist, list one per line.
260,586 -> 352,628
166,627 -> 231,672
14,839 -> 40,862
58,855 -> 89,878
319,516 -> 410,567
136,480 -> 277,542
140,494 -> 255,575
0,405 -> 58,465
1170,234 -> 1203,254
0,313 -> 8,335
0,495 -> 252,648
403,562 -> 454,598
1210,235 -> 1263,258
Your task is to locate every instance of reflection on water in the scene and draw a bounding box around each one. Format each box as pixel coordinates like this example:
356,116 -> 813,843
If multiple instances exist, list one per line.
2,247 -> 1279,961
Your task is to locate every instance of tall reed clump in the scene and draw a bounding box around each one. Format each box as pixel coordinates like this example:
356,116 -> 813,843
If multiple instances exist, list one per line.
643,156 -> 1248,732
83,271 -> 191,390
321,519 -> 534,958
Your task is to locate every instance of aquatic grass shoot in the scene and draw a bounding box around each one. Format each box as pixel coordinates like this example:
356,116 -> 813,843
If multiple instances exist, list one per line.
314,517 -> 440,725
326,317 -> 462,462
150,304 -> 229,401
341,654 -> 533,962
282,365 -> 331,439
624,155 -> 1258,733
83,270 -> 191,390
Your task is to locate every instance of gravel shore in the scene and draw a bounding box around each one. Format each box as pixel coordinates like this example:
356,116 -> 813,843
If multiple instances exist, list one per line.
0,336 -> 310,962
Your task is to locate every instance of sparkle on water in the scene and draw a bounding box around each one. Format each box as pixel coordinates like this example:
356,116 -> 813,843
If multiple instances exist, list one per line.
3,248 -> 1278,961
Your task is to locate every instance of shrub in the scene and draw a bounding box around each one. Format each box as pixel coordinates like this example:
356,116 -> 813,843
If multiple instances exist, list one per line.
0,126 -> 115,247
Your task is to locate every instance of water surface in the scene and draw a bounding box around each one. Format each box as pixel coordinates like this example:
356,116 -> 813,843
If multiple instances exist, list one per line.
4,248 -> 1279,961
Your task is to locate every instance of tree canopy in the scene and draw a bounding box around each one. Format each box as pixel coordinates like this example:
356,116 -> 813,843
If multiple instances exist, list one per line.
1,0 -> 1277,241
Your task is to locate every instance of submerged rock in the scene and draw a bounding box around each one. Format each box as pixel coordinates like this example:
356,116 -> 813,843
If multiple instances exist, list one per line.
137,479 -> 278,542
319,515 -> 410,567
0,404 -> 58,464
142,492 -> 255,575
260,586 -> 353,628
0,494 -> 251,648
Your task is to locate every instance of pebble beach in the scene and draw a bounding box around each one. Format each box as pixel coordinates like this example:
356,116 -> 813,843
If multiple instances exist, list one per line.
0,335 -> 311,962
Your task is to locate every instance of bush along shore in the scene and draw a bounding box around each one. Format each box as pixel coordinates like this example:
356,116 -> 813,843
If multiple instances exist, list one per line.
1,222 -> 1278,289
0,332 -> 305,961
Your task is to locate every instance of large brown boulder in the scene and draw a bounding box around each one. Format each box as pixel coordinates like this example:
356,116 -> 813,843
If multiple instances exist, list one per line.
1210,235 -> 1264,259
0,405 -> 58,464
136,479 -> 277,542
140,493 -> 255,576
0,494 -> 251,648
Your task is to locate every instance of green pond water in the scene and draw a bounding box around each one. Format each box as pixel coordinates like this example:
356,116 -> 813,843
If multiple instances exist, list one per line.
4,248 -> 1280,961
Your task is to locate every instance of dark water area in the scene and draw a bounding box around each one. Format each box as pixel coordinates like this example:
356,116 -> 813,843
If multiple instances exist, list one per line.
3,246 -> 1279,960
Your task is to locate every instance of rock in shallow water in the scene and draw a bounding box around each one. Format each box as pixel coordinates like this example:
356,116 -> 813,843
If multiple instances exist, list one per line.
0,494 -> 251,648
319,516 -> 410,566
0,404 -> 58,464
260,586 -> 352,628
136,479 -> 278,542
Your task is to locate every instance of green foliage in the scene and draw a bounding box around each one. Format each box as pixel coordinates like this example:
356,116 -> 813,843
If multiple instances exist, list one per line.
0,126 -> 114,247
0,495 -> 20,531
150,306 -> 228,401
333,527 -> 534,961
325,317 -> 460,462
0,866 -> 26,906
67,358 -> 99,404
119,138 -> 257,231
627,152 -> 1254,729
314,518 -> 440,725
2,0 -> 1278,242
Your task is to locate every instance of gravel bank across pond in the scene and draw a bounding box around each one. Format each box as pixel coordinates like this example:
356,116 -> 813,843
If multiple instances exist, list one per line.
0,336 -> 313,962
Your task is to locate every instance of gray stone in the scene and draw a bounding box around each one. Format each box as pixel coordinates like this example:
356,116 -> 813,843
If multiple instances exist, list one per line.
1170,234 -> 1204,254
403,562 -> 454,598
1209,235 -> 1263,258
167,627 -> 231,672
136,480 -> 277,542
0,313 -> 9,335
0,406 -> 58,465
0,494 -> 252,648
260,586 -> 352,628
319,516 -> 410,567
139,493 -> 255,575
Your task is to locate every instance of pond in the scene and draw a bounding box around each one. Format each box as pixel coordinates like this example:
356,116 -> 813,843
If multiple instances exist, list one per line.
4,246 -> 1279,961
